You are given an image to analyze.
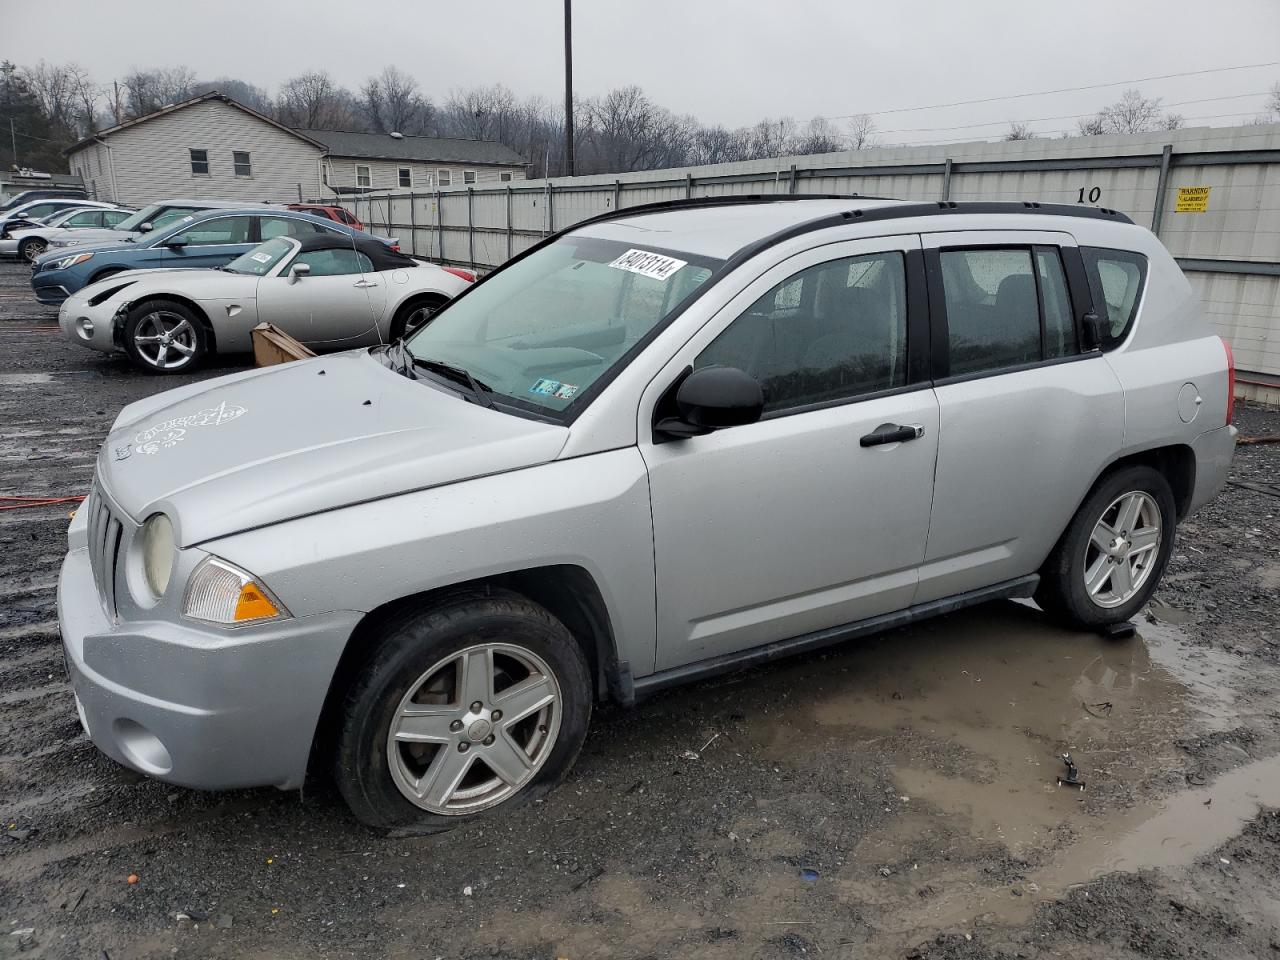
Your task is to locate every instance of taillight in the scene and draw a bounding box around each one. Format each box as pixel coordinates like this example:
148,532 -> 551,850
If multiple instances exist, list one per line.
1221,336 -> 1235,425
389,243 -> 400,252
443,267 -> 476,283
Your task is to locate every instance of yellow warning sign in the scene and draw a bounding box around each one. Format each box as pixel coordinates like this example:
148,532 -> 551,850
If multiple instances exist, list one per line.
1174,186 -> 1211,213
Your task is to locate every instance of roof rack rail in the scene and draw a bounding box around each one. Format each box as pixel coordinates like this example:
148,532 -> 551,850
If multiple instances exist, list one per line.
576,195 -> 1132,230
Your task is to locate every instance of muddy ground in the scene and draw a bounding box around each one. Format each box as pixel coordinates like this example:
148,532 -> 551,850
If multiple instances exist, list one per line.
1,259 -> 1279,959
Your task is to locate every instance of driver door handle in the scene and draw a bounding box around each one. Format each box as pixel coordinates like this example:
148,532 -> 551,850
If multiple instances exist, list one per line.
353,279 -> 379,288
859,423 -> 925,447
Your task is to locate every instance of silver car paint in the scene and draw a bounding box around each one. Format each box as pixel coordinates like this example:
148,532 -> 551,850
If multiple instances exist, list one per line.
95,351 -> 569,547
58,247 -> 465,356
58,202 -> 1237,793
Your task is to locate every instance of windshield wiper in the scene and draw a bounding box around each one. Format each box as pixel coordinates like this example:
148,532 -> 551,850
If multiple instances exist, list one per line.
412,355 -> 496,409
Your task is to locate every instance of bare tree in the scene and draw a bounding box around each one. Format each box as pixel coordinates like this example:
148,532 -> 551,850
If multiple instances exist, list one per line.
749,117 -> 797,159
792,117 -> 845,154
277,71 -> 357,129
442,84 -> 521,141
1075,115 -> 1108,136
1004,121 -> 1037,141
23,62 -> 79,132
191,78 -> 271,114
120,66 -> 194,117
1161,113 -> 1185,131
845,113 -> 877,150
362,66 -> 433,135
689,125 -> 753,165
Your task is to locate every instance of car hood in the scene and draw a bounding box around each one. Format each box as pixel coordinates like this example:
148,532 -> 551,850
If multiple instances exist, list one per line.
69,267 -> 238,305
96,350 -> 570,546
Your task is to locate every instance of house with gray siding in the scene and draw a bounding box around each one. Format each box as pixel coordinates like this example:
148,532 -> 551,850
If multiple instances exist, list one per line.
298,129 -> 526,193
64,92 -> 527,207
64,94 -> 327,206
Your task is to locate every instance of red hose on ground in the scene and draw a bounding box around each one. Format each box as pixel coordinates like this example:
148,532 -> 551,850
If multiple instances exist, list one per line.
0,495 -> 86,512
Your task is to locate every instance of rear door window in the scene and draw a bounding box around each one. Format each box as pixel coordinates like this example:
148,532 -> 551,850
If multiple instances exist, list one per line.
937,245 -> 1079,377
1081,247 -> 1148,347
176,216 -> 253,246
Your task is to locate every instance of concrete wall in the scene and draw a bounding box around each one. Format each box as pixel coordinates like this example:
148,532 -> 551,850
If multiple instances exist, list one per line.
341,123 -> 1280,379
68,100 -> 325,207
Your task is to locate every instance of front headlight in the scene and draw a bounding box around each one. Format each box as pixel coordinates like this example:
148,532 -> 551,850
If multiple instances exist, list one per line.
140,513 -> 175,597
183,557 -> 289,626
49,251 -> 94,270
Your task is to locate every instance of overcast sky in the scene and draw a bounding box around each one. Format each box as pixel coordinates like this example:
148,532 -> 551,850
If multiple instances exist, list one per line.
7,0 -> 1280,142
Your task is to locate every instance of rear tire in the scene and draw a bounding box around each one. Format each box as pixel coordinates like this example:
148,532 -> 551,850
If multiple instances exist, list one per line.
334,590 -> 592,833
122,299 -> 207,375
390,294 -> 448,340
1036,465 -> 1176,631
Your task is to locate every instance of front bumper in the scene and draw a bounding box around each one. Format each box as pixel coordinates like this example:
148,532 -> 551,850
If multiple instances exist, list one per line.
58,297 -> 121,353
58,543 -> 361,791
32,268 -> 74,305
1187,423 -> 1238,516
0,237 -> 19,257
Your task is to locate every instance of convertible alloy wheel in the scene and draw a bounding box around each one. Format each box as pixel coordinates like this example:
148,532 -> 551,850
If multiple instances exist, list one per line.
1082,491 -> 1162,608
385,642 -> 562,815
132,309 -> 199,371
19,238 -> 46,262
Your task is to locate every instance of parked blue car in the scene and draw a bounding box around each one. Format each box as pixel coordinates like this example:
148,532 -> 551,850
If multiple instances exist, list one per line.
30,208 -> 379,305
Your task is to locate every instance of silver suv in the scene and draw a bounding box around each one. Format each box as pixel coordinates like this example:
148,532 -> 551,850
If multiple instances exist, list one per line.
58,197 -> 1237,831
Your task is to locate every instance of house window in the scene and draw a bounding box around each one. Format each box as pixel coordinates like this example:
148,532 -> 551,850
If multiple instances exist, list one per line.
463,170 -> 477,185
356,165 -> 372,188
398,167 -> 412,188
500,171 -> 513,182
437,169 -> 452,187
189,148 -> 209,176
233,151 -> 252,177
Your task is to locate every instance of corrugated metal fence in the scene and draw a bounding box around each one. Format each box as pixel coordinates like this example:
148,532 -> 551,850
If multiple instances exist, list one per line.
329,124 -> 1280,383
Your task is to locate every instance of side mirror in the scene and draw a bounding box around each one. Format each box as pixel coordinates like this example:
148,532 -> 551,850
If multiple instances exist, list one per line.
164,233 -> 188,249
138,221 -> 154,233
287,262 -> 311,284
655,366 -> 764,441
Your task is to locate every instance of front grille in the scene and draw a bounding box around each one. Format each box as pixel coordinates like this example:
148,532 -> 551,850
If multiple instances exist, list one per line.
84,486 -> 125,618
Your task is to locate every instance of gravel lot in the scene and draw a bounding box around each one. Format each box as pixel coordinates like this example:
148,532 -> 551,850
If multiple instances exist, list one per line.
2,259 -> 1279,959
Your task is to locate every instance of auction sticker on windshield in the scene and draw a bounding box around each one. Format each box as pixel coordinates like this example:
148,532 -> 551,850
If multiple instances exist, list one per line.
608,249 -> 687,282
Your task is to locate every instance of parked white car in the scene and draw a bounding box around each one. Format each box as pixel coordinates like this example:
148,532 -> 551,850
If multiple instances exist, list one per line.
1,204 -> 134,262
58,233 -> 472,373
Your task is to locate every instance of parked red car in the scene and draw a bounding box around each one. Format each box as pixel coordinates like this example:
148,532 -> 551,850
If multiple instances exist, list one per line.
287,204 -> 365,232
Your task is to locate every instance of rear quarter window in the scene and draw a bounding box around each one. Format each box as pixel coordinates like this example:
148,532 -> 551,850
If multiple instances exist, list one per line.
1081,246 -> 1148,348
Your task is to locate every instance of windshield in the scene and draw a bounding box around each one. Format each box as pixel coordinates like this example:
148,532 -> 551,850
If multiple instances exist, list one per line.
405,235 -> 722,416
113,204 -> 165,232
44,208 -> 86,227
226,237 -> 294,276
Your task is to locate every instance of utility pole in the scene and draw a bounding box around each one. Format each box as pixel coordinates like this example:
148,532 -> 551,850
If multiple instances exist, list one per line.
10,119 -> 18,170
563,0 -> 574,178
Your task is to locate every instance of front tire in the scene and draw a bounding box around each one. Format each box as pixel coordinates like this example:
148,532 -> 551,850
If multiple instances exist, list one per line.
1036,465 -> 1176,630
122,299 -> 207,374
334,590 -> 592,833
19,237 -> 46,263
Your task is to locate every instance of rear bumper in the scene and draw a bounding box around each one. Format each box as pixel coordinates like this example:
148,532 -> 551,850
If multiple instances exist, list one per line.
58,545 -> 360,791
1187,423 -> 1238,516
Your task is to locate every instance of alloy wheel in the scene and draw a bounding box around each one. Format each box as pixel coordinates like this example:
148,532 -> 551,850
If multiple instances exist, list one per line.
386,643 -> 562,815
132,310 -> 197,370
1082,491 -> 1162,608
20,238 -> 46,262
402,302 -> 440,337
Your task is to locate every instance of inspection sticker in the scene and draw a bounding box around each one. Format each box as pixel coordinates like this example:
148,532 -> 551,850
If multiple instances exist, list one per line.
529,378 -> 579,399
608,248 -> 687,282
1175,186 -> 1211,213
250,252 -> 273,263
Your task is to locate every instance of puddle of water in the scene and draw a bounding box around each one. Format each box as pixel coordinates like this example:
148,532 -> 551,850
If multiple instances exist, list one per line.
743,600 -> 1280,940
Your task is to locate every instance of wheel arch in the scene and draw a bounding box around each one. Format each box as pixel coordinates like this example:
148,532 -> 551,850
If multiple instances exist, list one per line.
306,564 -> 624,780
1041,441 -> 1196,573
389,290 -> 450,337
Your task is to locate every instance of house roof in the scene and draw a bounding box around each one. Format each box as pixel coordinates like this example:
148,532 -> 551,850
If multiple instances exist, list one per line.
63,92 -> 327,156
296,128 -> 526,167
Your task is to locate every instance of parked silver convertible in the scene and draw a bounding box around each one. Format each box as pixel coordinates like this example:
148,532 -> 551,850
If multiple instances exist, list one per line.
58,233 -> 470,373
58,197 -> 1237,831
